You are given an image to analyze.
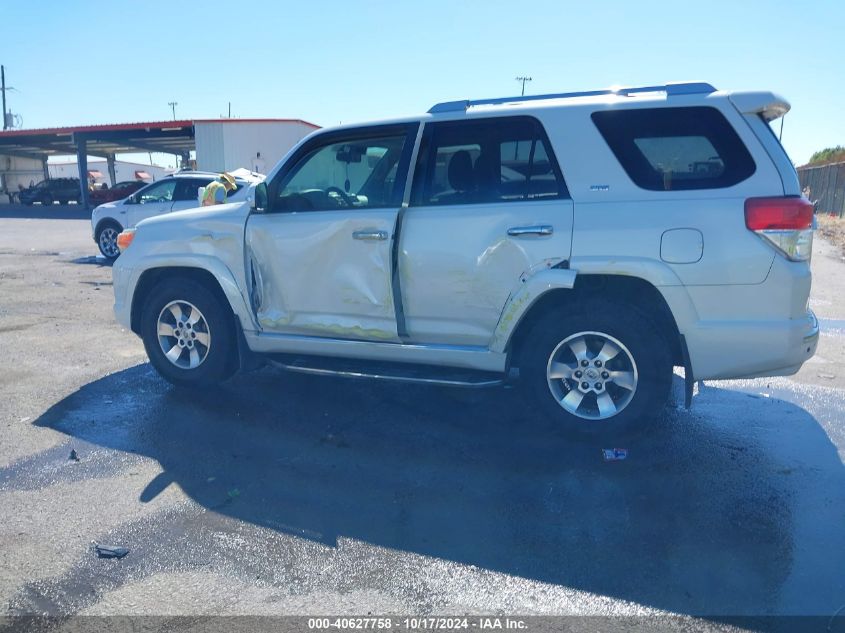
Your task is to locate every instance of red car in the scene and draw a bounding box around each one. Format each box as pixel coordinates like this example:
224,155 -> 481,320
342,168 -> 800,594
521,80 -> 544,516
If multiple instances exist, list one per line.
89,180 -> 148,204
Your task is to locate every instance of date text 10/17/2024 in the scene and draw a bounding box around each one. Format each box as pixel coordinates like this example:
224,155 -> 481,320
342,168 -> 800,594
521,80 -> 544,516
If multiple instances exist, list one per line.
307,617 -> 528,630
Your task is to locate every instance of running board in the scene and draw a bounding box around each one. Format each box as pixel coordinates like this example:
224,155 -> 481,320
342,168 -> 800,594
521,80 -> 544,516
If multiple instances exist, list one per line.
270,355 -> 511,388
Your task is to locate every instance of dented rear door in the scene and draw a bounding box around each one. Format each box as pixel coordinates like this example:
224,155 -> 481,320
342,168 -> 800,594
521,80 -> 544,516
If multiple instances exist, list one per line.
400,116 -> 573,346
245,124 -> 417,342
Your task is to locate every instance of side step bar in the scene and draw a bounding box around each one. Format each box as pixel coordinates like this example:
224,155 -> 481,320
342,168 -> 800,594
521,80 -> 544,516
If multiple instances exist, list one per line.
270,355 -> 512,388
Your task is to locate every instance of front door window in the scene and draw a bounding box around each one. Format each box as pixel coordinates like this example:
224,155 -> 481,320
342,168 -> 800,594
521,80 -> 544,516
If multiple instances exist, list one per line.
137,180 -> 176,204
271,133 -> 408,212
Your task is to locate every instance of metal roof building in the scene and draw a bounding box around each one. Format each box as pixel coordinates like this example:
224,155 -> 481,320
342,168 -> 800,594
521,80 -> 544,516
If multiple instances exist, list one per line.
0,117 -> 318,207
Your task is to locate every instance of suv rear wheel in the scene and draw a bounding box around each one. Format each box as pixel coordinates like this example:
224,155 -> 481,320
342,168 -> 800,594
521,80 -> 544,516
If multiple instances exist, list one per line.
141,279 -> 235,386
40,193 -> 53,206
519,301 -> 672,436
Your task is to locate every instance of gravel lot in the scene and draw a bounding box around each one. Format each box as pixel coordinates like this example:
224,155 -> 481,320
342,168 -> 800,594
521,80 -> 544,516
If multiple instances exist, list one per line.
1,204 -> 844,630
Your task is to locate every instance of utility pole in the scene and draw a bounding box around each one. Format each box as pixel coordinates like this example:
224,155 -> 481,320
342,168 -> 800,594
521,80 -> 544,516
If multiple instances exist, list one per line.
2,65 -> 8,130
515,76 -> 532,96
228,102 -> 231,118
168,101 -> 178,120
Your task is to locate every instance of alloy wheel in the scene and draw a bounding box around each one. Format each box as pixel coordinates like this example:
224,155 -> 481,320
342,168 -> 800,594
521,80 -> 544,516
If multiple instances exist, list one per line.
156,301 -> 211,369
546,331 -> 638,420
98,227 -> 120,258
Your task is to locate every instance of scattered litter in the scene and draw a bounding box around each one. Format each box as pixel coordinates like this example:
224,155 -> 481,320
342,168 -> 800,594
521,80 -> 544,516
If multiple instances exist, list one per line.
207,476 -> 216,482
94,544 -> 129,559
818,373 -> 836,380
227,488 -> 240,499
68,449 -> 80,462
602,448 -> 628,461
19,416 -> 31,423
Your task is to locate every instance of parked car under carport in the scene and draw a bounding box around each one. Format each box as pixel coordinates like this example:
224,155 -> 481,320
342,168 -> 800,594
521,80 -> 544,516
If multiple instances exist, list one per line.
18,178 -> 81,205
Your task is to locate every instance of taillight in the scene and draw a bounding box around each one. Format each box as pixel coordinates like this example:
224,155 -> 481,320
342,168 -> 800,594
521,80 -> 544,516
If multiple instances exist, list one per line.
744,197 -> 814,261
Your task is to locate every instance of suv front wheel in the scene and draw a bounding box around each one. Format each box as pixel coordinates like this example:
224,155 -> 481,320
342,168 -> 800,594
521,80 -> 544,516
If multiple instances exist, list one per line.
96,222 -> 122,259
520,301 -> 672,436
141,278 -> 235,387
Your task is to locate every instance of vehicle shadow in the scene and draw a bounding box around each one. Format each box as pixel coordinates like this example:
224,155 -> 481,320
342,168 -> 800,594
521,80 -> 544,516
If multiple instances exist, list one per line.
8,364 -> 845,622
0,203 -> 91,220
68,255 -> 114,268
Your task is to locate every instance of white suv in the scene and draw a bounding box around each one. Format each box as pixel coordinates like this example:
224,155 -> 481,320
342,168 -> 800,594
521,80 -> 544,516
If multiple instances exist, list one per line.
111,82 -> 819,433
91,171 -> 261,259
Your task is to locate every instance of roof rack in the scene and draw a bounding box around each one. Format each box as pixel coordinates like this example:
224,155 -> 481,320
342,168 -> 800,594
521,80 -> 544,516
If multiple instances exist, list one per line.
428,82 -> 717,114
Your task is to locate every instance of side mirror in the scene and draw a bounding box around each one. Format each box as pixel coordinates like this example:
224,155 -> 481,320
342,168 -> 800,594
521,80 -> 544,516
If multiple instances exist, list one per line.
252,182 -> 268,213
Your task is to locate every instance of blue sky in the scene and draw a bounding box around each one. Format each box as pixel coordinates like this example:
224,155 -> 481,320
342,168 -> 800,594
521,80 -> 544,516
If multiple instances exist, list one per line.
2,0 -> 843,167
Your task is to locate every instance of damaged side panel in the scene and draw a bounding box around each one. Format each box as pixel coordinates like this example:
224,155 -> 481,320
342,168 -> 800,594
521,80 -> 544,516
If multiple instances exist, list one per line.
245,209 -> 401,342
489,267 -> 578,352
398,199 -> 574,346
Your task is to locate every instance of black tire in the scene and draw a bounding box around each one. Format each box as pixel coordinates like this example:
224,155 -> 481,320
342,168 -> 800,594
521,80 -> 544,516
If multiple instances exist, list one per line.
95,221 -> 122,259
518,300 -> 672,437
141,278 -> 236,387
40,194 -> 53,205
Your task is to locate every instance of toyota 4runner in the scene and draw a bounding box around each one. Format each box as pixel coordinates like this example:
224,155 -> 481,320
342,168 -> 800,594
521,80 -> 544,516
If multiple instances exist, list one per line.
111,81 -> 819,433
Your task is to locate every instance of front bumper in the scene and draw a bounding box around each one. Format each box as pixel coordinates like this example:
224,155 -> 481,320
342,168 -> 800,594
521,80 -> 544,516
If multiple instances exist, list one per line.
112,258 -> 136,331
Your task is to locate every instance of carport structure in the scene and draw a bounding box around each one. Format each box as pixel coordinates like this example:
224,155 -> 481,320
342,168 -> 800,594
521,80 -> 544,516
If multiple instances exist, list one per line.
0,120 -> 195,208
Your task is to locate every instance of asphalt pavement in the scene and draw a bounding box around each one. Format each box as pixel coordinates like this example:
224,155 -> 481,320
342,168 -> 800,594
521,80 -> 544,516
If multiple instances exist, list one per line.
0,204 -> 844,631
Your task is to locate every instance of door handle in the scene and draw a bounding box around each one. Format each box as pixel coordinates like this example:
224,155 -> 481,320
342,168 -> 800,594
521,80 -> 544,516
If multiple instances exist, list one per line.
507,225 -> 554,237
352,230 -> 388,241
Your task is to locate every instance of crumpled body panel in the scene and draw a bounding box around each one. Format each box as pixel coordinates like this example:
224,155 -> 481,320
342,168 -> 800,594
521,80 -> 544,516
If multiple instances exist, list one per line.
246,209 -> 400,341
398,199 -> 574,346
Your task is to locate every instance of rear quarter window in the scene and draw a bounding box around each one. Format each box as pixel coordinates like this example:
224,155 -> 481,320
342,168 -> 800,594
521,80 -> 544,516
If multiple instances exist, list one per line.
591,106 -> 756,191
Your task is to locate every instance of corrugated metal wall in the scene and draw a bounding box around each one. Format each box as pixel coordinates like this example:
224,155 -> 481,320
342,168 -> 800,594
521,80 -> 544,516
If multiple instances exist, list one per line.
195,121 -> 315,174
48,160 -> 170,183
221,122 -> 314,174
798,161 -> 845,217
194,122 -> 226,172
0,155 -> 44,195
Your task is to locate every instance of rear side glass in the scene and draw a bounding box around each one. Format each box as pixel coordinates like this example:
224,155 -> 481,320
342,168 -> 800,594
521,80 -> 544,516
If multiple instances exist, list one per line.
592,107 -> 756,191
411,116 -> 569,206
174,178 -> 214,201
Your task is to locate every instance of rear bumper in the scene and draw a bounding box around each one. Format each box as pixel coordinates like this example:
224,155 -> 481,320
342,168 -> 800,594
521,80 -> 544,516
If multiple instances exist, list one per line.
685,309 -> 819,380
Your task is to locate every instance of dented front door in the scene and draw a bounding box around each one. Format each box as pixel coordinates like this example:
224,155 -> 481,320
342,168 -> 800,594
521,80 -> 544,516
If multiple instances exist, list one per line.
245,125 -> 416,342
246,209 -> 400,341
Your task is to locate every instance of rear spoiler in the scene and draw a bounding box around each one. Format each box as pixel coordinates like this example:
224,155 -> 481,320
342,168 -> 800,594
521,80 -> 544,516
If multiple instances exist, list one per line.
728,91 -> 791,122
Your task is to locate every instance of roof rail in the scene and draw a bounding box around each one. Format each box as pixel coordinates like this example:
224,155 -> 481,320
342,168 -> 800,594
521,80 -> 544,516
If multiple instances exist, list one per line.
428,82 -> 717,114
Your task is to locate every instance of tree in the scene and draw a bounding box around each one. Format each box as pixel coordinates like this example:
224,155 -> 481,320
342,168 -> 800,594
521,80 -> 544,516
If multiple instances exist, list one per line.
809,146 -> 845,165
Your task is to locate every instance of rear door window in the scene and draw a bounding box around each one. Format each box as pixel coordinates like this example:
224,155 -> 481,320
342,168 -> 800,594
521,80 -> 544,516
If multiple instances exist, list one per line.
173,178 -> 214,202
411,116 -> 568,206
591,106 -> 756,191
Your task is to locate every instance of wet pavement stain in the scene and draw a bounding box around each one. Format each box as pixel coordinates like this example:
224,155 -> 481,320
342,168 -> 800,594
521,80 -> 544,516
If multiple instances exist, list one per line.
5,366 -> 844,618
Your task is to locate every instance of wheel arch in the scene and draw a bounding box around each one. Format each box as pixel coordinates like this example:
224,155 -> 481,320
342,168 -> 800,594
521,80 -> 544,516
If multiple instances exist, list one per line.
504,274 -> 683,368
130,266 -> 239,336
94,217 -> 123,237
